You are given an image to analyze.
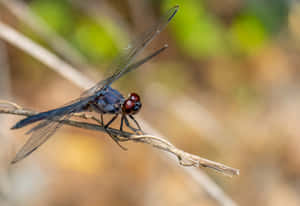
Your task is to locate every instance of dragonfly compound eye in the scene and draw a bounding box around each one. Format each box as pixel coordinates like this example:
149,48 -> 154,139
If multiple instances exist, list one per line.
129,93 -> 140,102
123,99 -> 134,114
132,101 -> 142,114
122,98 -> 142,115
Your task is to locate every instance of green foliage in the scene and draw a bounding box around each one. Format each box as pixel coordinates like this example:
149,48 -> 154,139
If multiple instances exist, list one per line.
228,0 -> 289,54
162,0 -> 288,57
29,0 -> 289,62
162,0 -> 224,58
229,13 -> 268,54
29,0 -> 127,64
30,0 -> 74,35
71,18 -> 121,63
245,0 -> 289,33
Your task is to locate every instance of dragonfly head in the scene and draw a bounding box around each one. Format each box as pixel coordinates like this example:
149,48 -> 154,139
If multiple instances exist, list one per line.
122,93 -> 142,115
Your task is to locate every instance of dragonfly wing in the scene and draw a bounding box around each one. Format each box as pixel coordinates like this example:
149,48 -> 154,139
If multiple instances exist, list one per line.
108,6 -> 179,83
80,6 -> 179,98
11,95 -> 94,163
11,114 -> 71,164
80,79 -> 107,99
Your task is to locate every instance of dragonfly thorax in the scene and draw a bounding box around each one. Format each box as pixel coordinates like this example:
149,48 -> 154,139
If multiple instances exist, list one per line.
94,87 -> 124,114
122,93 -> 142,115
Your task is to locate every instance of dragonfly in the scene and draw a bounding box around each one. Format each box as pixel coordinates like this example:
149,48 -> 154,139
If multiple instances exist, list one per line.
11,6 -> 179,164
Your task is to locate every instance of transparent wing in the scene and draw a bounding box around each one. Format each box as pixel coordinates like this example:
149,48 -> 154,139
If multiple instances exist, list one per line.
11,114 -> 71,163
11,96 -> 95,163
80,5 -> 179,98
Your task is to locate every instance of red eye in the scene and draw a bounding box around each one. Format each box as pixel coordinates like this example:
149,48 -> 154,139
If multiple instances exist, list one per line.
123,99 -> 134,114
129,93 -> 140,102
122,97 -> 142,114
123,93 -> 142,114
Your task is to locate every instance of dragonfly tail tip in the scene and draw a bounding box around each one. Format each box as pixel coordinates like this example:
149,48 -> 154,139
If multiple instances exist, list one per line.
11,124 -> 19,130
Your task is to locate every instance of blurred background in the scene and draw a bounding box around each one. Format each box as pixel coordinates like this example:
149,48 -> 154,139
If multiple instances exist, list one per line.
0,0 -> 300,205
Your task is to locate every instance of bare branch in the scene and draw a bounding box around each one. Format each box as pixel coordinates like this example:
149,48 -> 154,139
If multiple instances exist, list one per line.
0,0 -> 97,71
0,102 -> 239,177
0,21 -> 94,90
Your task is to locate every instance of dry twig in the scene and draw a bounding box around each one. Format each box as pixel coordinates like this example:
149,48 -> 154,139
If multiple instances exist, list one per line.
0,102 -> 239,177
0,21 -> 94,90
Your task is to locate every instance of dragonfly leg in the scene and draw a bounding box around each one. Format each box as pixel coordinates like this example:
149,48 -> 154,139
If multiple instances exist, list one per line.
120,115 -> 124,132
104,114 -> 128,150
104,114 -> 118,128
106,130 -> 128,151
129,115 -> 143,133
124,115 -> 143,134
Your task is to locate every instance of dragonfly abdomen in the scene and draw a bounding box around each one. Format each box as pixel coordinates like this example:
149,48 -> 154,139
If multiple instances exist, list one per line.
11,111 -> 54,129
11,102 -> 84,130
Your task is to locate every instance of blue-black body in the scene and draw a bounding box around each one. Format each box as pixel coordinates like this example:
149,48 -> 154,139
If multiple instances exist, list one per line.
95,87 -> 124,114
12,86 -> 125,130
